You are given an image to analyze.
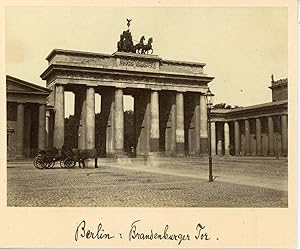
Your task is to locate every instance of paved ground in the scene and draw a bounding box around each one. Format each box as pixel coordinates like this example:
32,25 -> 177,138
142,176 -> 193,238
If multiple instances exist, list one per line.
7,157 -> 288,207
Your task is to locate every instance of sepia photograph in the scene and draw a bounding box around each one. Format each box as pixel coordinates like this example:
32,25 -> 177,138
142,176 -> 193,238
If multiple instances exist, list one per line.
6,6 -> 289,208
1,1 -> 297,247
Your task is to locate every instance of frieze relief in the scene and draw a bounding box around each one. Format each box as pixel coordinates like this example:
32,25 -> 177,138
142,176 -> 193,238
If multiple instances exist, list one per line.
119,58 -> 157,69
52,69 -> 204,88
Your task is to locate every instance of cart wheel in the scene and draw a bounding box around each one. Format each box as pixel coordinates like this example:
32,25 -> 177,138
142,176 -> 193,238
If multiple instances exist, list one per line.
64,158 -> 76,168
60,159 -> 66,168
43,157 -> 52,169
49,161 -> 55,168
33,156 -> 44,170
46,158 -> 55,169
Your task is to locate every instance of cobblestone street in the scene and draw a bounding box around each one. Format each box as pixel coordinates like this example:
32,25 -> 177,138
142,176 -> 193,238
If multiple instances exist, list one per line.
7,157 -> 288,207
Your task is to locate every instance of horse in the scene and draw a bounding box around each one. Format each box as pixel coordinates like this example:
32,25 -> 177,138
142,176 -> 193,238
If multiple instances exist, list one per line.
134,36 -> 145,53
73,149 -> 99,168
141,37 -> 153,54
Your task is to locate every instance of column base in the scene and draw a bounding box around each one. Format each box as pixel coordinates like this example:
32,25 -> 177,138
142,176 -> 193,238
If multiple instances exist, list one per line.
147,152 -> 162,158
16,154 -> 25,159
150,138 -> 159,152
176,142 -> 185,156
200,138 -> 208,154
164,151 -> 177,157
114,150 -> 127,158
105,152 -> 115,158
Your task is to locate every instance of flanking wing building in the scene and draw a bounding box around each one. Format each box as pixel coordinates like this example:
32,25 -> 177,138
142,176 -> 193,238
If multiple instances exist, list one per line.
210,78 -> 288,157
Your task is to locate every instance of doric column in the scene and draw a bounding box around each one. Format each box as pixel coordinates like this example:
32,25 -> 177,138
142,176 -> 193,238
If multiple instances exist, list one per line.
211,121 -> 216,155
256,118 -> 262,155
245,119 -> 250,156
281,114 -> 288,156
53,85 -> 65,149
101,88 -> 115,157
268,116 -> 274,156
76,90 -> 86,149
38,104 -> 46,150
114,88 -> 124,155
199,94 -> 208,154
234,121 -> 240,155
195,94 -> 200,155
23,106 -> 31,157
176,92 -> 185,155
45,110 -> 50,149
150,90 -> 160,153
86,87 -> 95,149
216,123 -> 223,155
16,103 -> 24,158
168,93 -> 176,155
224,122 -> 230,155
261,117 -> 268,156
134,91 -> 150,156
48,110 -> 54,149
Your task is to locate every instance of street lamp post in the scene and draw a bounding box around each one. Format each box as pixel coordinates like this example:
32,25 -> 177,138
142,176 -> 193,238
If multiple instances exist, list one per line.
205,88 -> 215,182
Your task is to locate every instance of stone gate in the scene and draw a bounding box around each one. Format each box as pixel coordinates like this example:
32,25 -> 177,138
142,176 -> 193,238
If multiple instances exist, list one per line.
41,49 -> 214,157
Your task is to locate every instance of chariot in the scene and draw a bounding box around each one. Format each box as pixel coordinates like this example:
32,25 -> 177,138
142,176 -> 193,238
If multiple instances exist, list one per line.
33,146 -> 76,169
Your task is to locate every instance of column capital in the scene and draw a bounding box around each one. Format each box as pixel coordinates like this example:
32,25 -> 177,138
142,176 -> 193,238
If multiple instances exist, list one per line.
73,87 -> 85,95
114,86 -> 127,89
55,83 -> 65,87
150,88 -> 161,92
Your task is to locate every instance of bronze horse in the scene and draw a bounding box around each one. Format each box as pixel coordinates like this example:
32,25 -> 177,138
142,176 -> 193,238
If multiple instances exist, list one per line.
134,36 -> 145,53
141,37 -> 153,54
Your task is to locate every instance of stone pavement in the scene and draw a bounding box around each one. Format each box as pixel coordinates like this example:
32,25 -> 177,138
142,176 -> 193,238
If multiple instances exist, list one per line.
7,157 -> 288,207
105,156 -> 288,191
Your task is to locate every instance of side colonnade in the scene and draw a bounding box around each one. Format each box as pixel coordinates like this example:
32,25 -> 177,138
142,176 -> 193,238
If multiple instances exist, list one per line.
14,102 -> 47,158
210,114 -> 288,157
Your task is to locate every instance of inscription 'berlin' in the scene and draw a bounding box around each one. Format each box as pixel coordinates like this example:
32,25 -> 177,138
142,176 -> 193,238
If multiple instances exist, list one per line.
75,220 -> 115,241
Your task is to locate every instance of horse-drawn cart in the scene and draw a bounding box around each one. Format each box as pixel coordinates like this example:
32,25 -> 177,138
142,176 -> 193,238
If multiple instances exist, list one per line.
33,146 -> 76,169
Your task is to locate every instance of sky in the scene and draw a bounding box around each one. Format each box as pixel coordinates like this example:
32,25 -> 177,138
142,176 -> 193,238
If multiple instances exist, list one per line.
5,7 -> 288,116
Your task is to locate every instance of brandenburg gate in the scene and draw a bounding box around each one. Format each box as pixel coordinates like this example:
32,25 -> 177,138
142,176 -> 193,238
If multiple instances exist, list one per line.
41,49 -> 214,157
41,21 -> 214,157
